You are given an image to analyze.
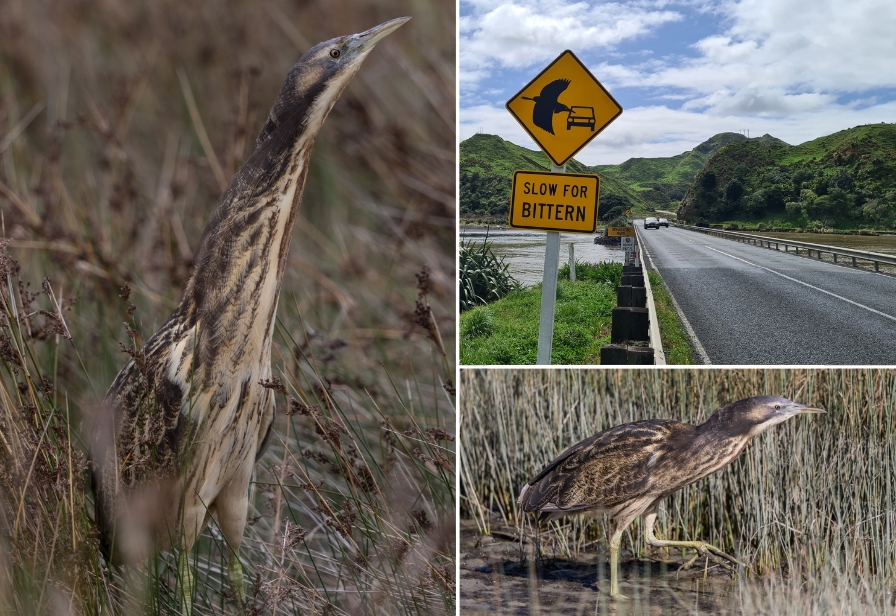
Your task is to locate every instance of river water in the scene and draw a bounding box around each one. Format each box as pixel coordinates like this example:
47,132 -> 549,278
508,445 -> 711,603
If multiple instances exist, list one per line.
460,225 -> 624,287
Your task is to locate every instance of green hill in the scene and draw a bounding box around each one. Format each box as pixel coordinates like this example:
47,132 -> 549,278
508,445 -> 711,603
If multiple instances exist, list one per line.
592,132 -> 755,208
460,133 -> 652,221
679,124 -> 896,230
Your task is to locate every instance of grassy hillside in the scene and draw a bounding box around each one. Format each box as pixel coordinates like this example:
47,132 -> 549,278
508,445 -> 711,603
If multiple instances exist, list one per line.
593,132 -> 755,208
460,134 -> 652,221
680,124 -> 896,231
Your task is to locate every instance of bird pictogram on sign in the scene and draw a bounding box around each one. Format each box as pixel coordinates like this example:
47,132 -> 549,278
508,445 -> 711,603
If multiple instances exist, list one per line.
507,50 -> 622,167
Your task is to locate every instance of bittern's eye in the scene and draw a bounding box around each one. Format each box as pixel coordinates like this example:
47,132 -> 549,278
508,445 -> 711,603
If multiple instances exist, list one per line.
329,49 -> 341,58
774,404 -> 781,410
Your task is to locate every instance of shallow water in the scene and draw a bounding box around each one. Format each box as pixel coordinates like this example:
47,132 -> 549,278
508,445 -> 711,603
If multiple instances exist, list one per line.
460,226 -> 625,288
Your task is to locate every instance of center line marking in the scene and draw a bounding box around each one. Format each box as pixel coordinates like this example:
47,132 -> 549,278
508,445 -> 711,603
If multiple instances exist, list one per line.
702,245 -> 896,323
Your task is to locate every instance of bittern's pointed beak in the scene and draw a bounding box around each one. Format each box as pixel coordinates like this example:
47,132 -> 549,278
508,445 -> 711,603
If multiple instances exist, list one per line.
792,403 -> 826,414
353,17 -> 411,53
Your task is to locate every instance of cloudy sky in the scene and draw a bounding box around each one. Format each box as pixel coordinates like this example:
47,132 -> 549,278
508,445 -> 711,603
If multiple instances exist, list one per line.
459,0 -> 896,165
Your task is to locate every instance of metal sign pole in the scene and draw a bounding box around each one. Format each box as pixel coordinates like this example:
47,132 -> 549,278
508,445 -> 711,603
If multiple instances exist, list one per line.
536,164 -> 565,365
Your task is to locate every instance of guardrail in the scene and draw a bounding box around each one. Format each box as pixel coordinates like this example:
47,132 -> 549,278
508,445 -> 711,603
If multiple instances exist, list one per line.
676,224 -> 896,273
634,227 -> 666,365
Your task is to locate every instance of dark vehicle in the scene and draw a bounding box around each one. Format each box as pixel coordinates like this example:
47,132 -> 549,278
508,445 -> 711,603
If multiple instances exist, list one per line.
644,217 -> 659,229
658,218 -> 669,227
567,106 -> 596,131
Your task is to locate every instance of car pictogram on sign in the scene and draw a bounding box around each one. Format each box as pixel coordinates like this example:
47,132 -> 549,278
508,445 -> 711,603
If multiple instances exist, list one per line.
567,106 -> 595,131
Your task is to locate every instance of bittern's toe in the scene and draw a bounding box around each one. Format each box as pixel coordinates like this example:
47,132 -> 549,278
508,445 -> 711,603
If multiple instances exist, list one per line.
679,541 -> 744,571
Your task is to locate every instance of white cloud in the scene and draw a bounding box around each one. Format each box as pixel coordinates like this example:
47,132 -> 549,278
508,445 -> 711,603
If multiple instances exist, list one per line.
641,0 -> 896,110
461,0 -> 896,164
460,0 -> 683,85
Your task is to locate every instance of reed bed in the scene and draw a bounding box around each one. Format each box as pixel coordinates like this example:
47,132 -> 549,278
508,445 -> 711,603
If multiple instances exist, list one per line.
0,0 -> 454,613
460,368 -> 896,612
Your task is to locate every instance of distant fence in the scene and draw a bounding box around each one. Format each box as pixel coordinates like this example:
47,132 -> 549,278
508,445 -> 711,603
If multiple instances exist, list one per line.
676,224 -> 896,275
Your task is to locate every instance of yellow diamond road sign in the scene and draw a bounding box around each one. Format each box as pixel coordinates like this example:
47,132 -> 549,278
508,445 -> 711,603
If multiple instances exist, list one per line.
506,50 -> 622,167
509,170 -> 600,233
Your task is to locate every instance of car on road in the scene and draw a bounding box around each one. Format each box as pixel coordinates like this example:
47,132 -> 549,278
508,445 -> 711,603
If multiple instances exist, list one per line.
644,217 -> 659,229
658,218 -> 669,227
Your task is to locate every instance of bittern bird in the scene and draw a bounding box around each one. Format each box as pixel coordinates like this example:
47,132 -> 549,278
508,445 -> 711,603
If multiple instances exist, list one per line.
90,17 -> 409,613
521,78 -> 571,134
518,396 -> 825,599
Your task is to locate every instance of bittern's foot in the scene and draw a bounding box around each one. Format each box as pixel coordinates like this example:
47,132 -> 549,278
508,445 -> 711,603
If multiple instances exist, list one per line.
227,554 -> 247,612
177,552 -> 195,616
609,590 -> 630,600
679,541 -> 744,571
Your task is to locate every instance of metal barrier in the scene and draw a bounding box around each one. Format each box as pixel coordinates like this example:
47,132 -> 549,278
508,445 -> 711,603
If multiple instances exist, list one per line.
676,224 -> 896,273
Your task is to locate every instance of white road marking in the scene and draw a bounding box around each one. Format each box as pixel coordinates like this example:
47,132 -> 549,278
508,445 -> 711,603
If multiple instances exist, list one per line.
639,242 -> 712,364
702,245 -> 896,323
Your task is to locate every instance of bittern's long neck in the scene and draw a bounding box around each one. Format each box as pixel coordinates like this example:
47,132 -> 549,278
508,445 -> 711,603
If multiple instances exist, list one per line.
679,415 -> 757,484
173,71 -> 346,383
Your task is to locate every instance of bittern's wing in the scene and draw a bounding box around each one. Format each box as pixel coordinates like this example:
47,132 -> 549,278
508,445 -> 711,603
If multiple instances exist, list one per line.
530,78 -> 570,134
519,419 -> 694,515
91,345 -> 188,561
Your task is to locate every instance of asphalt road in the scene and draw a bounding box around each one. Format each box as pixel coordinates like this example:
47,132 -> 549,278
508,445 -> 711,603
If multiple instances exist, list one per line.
636,222 -> 896,365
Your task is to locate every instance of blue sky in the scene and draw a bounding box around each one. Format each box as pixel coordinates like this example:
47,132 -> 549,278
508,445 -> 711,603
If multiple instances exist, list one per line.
460,0 -> 896,165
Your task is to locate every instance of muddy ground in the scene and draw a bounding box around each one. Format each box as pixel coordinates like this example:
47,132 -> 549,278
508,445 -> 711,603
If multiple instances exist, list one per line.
460,519 -> 742,615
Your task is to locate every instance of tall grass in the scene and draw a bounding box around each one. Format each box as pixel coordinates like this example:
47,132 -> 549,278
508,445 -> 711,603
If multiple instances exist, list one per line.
460,368 -> 896,612
0,0 -> 454,613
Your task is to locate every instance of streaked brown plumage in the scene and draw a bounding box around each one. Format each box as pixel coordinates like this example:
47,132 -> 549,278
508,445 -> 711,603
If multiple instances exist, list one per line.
90,17 -> 409,612
519,395 -> 826,598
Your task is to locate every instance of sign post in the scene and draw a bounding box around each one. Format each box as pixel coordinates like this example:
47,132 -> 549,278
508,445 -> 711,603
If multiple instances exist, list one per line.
536,165 -> 564,365
505,49 -> 622,365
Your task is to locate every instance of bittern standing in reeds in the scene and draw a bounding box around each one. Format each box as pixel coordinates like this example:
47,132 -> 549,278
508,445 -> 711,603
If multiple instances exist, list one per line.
519,396 -> 826,599
90,17 -> 410,613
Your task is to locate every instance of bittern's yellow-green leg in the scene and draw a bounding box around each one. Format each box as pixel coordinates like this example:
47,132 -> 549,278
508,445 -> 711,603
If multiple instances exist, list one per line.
227,553 -> 246,608
178,550 -> 194,616
643,509 -> 744,570
608,529 -> 627,599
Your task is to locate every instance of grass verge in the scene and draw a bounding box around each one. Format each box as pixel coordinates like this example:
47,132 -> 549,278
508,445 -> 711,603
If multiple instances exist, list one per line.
460,262 -> 621,365
647,271 -> 697,365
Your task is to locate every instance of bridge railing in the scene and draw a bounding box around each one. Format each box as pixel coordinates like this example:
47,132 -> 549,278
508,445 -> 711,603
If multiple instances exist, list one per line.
676,224 -> 896,274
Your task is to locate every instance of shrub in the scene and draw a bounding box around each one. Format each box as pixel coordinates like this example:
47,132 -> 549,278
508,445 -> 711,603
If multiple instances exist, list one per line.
459,237 -> 520,312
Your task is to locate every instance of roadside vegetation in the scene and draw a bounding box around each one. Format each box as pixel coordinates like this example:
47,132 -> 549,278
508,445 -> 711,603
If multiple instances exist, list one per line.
0,1 -> 455,613
459,236 -> 519,312
647,271 -> 697,365
681,124 -> 896,231
460,368 -> 896,614
460,262 -> 621,365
